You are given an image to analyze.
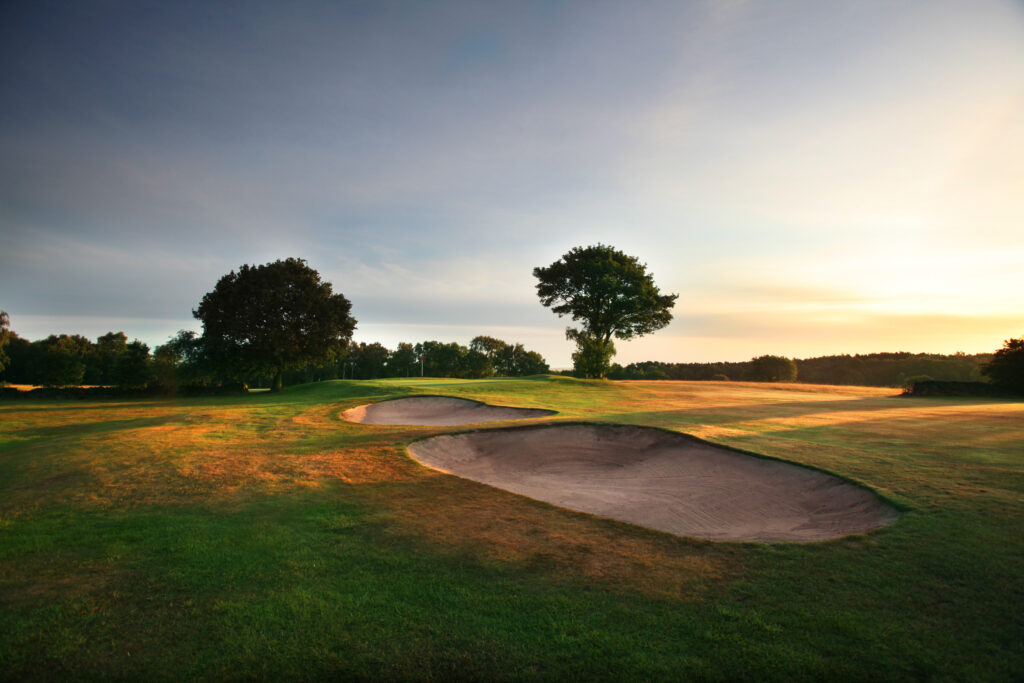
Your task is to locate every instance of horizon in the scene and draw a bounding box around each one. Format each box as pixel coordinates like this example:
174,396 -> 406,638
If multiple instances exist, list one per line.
1,309 -> 1000,372
2,1 -> 1022,368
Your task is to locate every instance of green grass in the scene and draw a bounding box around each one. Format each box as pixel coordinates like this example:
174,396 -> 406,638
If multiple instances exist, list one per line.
1,377 -> 1022,680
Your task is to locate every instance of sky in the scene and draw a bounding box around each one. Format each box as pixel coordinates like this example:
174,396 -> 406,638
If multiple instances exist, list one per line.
1,0 -> 1022,368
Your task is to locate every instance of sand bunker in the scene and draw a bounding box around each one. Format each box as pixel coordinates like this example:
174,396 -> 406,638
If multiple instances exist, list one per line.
341,396 -> 557,426
408,424 -> 899,542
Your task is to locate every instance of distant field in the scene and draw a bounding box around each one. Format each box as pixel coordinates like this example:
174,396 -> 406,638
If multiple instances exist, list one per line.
1,377 -> 1022,680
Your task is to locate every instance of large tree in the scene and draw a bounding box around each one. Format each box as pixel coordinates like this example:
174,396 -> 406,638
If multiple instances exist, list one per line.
982,338 -> 1024,394
533,244 -> 677,378
193,258 -> 356,391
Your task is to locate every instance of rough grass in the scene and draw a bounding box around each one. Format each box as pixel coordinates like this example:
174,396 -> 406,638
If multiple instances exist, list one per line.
1,377 -> 1022,680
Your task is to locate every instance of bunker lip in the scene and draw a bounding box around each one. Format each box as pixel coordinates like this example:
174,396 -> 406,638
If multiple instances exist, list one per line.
341,395 -> 557,426
407,422 -> 900,542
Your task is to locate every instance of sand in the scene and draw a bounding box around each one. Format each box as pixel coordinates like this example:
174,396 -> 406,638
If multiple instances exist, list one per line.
408,423 -> 900,542
341,396 -> 557,426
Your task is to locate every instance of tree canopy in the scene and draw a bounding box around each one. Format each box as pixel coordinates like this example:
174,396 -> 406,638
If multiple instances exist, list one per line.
533,244 -> 677,378
193,258 -> 356,391
33,335 -> 91,387
982,338 -> 1024,394
94,331 -> 128,385
603,352 -> 990,386
470,335 -> 550,376
746,355 -> 798,382
0,320 -> 547,391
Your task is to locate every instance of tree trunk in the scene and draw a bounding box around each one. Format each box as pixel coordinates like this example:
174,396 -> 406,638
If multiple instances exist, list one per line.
271,367 -> 283,392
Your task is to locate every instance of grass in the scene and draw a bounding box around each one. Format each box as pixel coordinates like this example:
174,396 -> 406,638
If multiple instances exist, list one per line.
1,377 -> 1022,680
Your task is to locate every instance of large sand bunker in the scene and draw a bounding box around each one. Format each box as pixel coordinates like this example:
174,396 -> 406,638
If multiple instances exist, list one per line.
408,424 -> 899,542
341,396 -> 557,426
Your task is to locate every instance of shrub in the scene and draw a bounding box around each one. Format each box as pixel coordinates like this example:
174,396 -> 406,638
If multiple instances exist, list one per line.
903,380 -> 1019,398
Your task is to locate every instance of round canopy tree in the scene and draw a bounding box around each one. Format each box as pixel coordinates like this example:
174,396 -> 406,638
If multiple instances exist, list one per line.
746,355 -> 798,382
533,244 -> 677,378
982,337 -> 1024,394
194,258 -> 356,391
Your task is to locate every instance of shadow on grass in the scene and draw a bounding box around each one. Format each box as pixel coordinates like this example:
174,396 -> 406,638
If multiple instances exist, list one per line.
0,381 -> 414,414
11,415 -> 190,440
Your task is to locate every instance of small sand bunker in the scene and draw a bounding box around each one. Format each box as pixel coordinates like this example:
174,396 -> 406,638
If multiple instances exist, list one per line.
408,424 -> 899,542
341,396 -> 557,426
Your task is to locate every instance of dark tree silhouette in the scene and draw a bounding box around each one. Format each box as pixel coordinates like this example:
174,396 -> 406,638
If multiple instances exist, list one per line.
982,338 -> 1024,394
388,343 -> 419,377
153,330 -> 214,388
413,340 -> 467,378
746,355 -> 798,382
514,350 -> 550,376
114,340 -> 152,388
194,258 -> 356,391
0,311 -> 10,375
34,335 -> 92,387
533,244 -> 677,378
351,342 -> 389,379
469,336 -> 551,376
469,335 -> 505,376
91,331 -> 128,385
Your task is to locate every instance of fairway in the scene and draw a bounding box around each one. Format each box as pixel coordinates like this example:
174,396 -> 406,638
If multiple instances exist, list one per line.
2,377 -> 1022,680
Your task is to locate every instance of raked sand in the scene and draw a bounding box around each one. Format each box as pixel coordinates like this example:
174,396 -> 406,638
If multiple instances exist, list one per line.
408,423 -> 900,542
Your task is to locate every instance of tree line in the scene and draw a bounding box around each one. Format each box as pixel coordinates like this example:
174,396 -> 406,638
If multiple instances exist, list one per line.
0,330 -> 154,388
2,250 -> 1020,394
1,246 -> 671,390
0,259 -> 548,392
605,351 -> 994,387
0,326 -> 549,391
159,333 -> 549,389
329,337 -> 550,381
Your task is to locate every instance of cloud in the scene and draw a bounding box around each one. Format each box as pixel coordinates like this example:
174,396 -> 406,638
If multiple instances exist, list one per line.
2,1 -> 1021,368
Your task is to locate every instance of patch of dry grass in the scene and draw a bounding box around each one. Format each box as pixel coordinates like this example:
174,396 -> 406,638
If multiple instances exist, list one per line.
2,377 -> 1022,679
0,400 -> 420,509
381,470 -> 738,600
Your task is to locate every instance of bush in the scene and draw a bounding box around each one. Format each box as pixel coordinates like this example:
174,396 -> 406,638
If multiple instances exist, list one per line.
901,374 -> 933,389
903,380 -> 1020,398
